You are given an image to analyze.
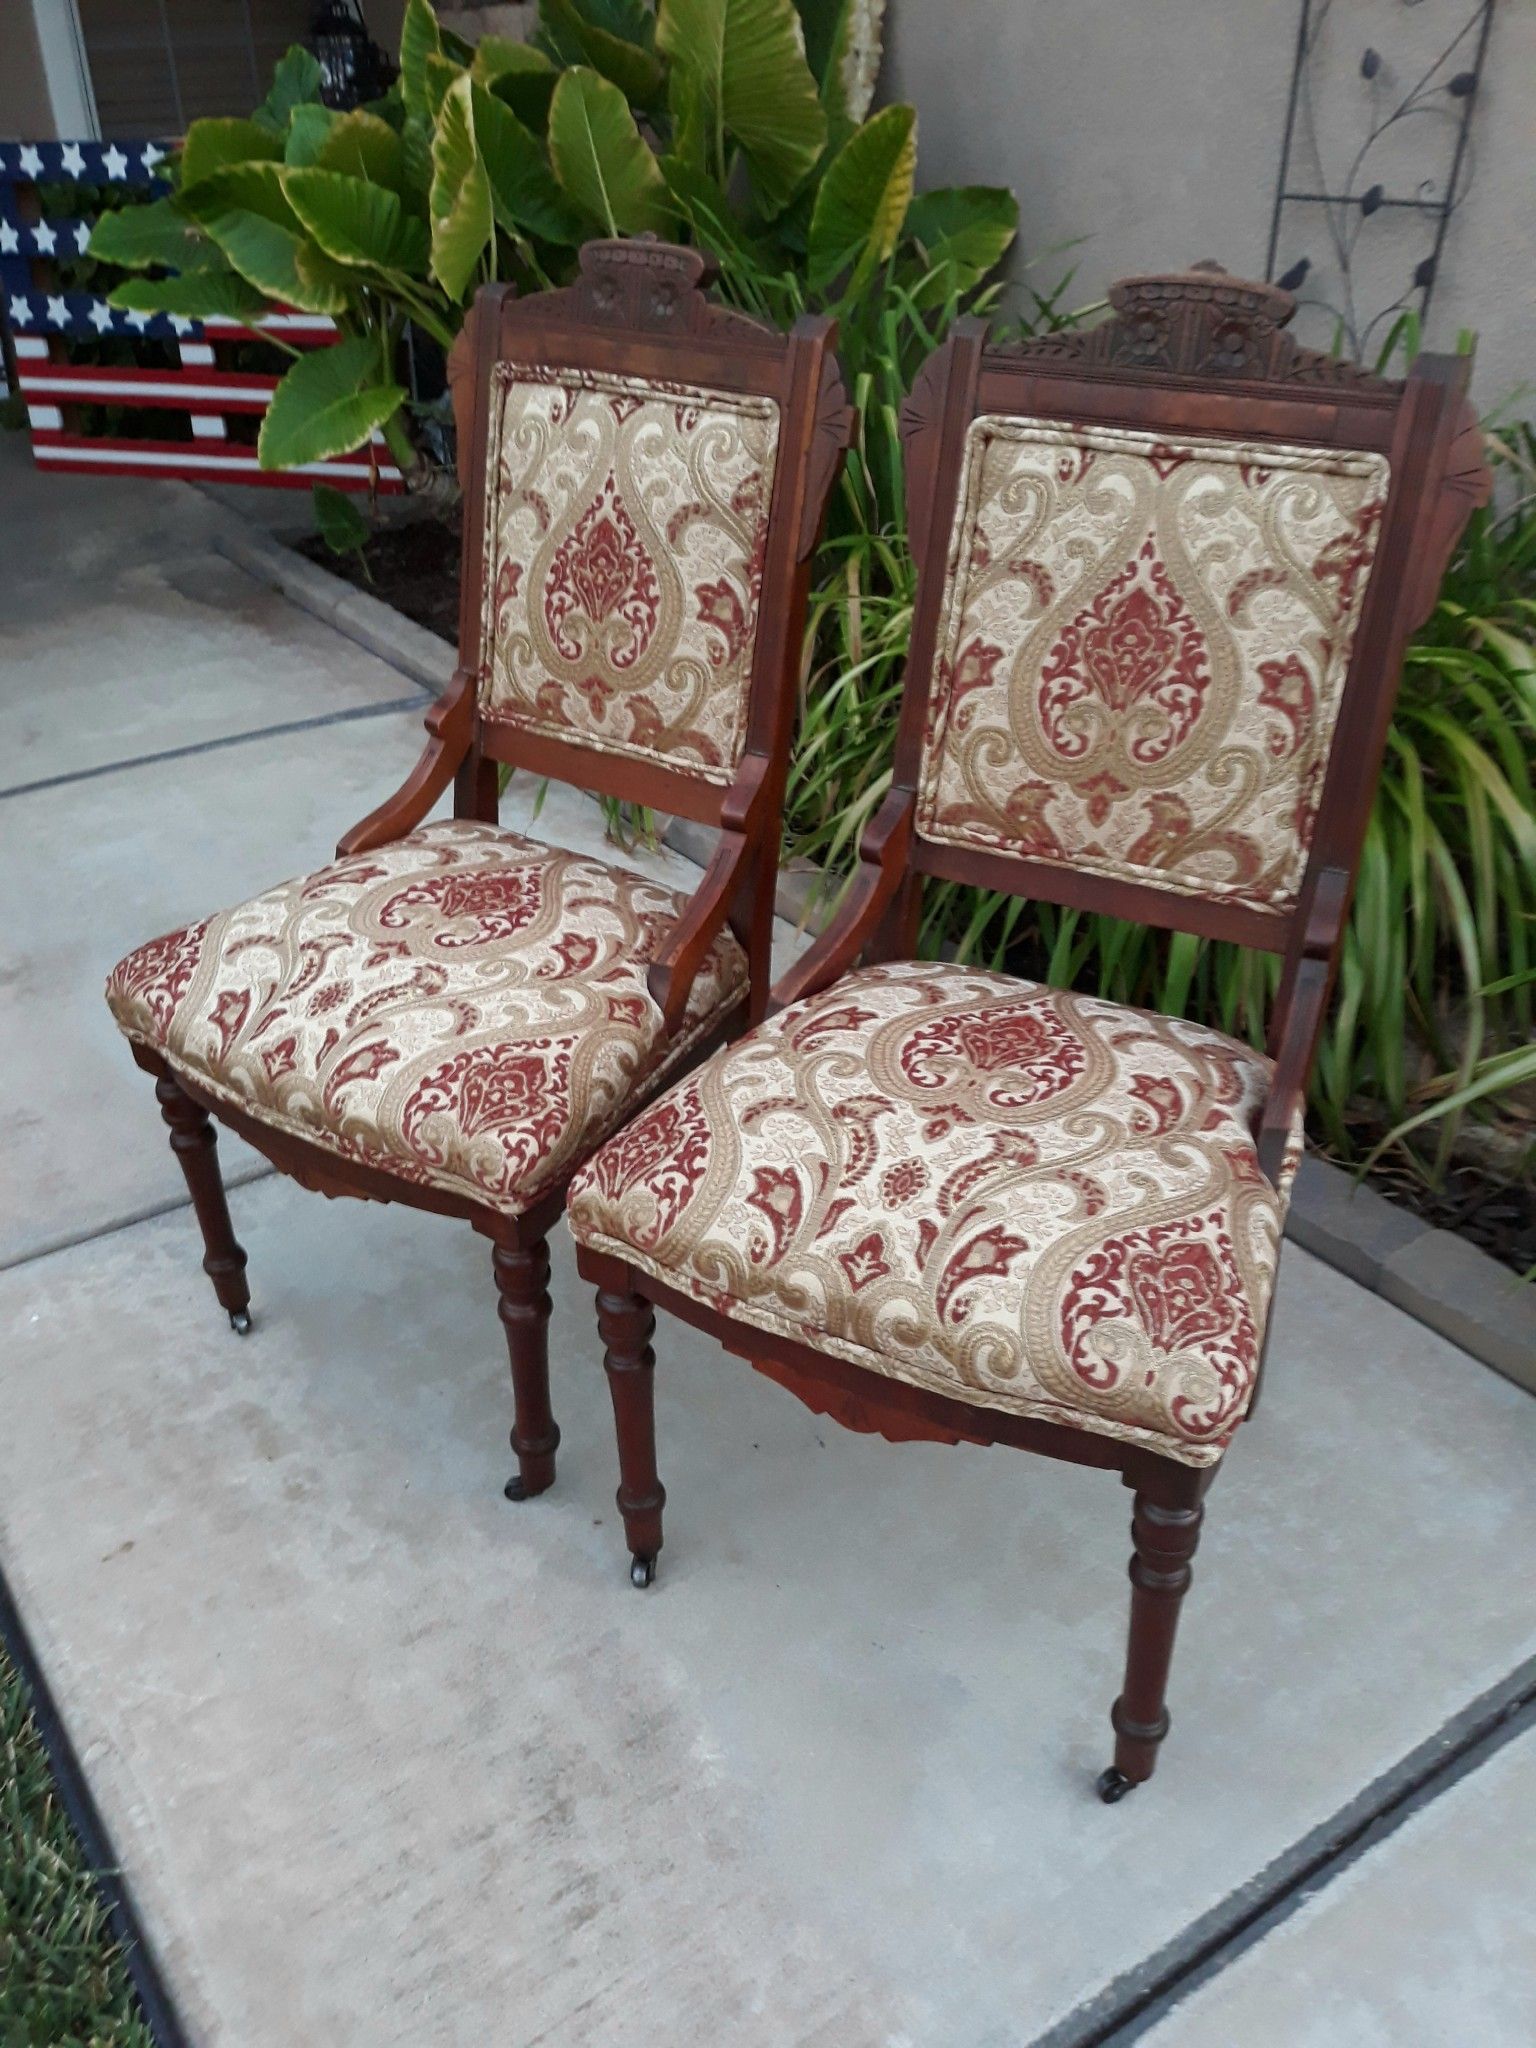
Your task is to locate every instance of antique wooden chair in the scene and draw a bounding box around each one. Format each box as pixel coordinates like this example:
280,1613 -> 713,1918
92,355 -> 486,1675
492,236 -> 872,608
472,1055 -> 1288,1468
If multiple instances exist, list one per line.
568,267 -> 1488,1796
105,239 -> 851,1502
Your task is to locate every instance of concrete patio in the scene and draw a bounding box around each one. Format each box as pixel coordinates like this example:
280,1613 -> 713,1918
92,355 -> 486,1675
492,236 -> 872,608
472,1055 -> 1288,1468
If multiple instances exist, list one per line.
1,435 -> 1533,2046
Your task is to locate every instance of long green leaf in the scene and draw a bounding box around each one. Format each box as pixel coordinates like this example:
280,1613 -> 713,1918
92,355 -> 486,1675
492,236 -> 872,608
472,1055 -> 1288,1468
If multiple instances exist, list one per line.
284,168 -> 429,275
251,44 -> 324,135
547,67 -> 673,236
89,197 -> 216,272
258,335 -> 406,470
471,83 -> 587,246
284,104 -> 337,167
202,205 -> 354,315
179,118 -> 283,188
807,104 -> 915,290
540,0 -> 667,103
905,186 -> 1019,287
478,44 -> 559,131
109,269 -> 272,322
656,0 -> 826,209
399,0 -> 443,122
429,74 -> 494,300
314,108 -> 406,192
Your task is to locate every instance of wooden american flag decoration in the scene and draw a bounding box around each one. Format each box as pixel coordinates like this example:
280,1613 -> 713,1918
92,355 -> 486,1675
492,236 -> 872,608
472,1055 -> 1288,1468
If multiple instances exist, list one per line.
0,139 -> 403,494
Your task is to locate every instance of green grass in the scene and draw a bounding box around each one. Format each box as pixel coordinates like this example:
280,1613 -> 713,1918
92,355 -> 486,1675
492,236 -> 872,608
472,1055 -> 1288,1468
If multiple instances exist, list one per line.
1,1642 -> 153,2048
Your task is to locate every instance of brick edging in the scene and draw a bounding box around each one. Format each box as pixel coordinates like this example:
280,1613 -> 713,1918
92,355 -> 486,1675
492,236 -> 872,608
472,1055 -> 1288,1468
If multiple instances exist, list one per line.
1283,1154 -> 1533,1393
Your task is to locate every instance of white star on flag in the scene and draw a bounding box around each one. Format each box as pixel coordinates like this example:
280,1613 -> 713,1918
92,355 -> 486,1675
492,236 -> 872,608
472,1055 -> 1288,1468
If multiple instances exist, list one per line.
45,294 -> 69,326
75,221 -> 91,253
125,308 -> 152,332
60,143 -> 86,178
89,299 -> 115,333
18,145 -> 43,178
33,220 -> 57,254
7,295 -> 32,327
141,144 -> 165,172
0,221 -> 17,255
169,314 -> 194,334
102,145 -> 128,179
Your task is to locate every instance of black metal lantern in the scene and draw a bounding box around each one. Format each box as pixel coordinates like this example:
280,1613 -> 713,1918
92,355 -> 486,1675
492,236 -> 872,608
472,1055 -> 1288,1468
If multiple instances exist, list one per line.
309,1 -> 395,110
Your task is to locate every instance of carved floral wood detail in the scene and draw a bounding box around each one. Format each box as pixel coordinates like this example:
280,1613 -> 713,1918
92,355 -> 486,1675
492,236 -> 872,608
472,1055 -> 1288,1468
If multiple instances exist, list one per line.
1015,265 -> 1401,392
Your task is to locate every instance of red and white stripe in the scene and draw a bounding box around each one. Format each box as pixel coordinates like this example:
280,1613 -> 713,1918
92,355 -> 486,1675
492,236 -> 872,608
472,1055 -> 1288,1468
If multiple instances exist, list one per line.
13,334 -> 404,492
27,430 -> 404,489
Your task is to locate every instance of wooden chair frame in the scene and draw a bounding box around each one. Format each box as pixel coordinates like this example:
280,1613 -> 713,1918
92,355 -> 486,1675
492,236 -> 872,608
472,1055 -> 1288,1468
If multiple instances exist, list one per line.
134,238 -> 852,1501
577,268 -> 1489,1796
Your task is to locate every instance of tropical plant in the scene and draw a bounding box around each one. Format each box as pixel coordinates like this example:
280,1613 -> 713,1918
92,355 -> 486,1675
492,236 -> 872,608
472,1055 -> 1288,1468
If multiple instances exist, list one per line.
89,2 -> 1017,502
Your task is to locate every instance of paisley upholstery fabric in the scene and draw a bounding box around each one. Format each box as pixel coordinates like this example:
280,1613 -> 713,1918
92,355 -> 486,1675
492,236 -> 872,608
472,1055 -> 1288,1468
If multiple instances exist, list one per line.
480,362 -> 781,783
569,961 -> 1306,1466
917,417 -> 1391,915
106,821 -> 747,1217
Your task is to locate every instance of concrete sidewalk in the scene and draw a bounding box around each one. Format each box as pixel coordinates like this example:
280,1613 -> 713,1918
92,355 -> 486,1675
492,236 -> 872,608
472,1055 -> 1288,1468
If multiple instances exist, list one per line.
1,436 -> 1532,2046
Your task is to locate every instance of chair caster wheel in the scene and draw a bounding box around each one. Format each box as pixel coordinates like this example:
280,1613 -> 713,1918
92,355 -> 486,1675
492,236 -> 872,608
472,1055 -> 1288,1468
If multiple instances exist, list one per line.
1097,1767 -> 1136,1805
228,1309 -> 253,1336
504,1476 -> 529,1502
630,1555 -> 656,1589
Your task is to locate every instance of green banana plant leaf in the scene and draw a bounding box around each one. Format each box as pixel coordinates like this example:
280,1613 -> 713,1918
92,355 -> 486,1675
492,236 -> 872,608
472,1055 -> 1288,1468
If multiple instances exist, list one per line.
313,109 -> 407,192
179,118 -> 284,187
904,186 -> 1019,289
285,104 -> 339,167
429,74 -> 494,299
807,103 -> 916,290
177,161 -> 355,314
538,0 -> 666,107
89,196 -> 220,271
207,207 -> 356,314
251,44 -> 325,135
258,334 -> 407,469
399,0 -> 447,122
793,0 -> 859,135
476,42 -> 559,131
285,168 -> 431,277
470,83 -> 587,247
312,481 -> 373,553
547,67 -> 674,236
575,0 -> 659,46
656,0 -> 826,210
176,159 -> 305,234
108,269 -> 272,323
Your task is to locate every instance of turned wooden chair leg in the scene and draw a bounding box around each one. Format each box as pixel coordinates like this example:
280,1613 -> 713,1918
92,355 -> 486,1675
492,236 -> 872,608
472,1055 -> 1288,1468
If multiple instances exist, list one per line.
1099,1474 -> 1207,1802
596,1285 -> 664,1588
154,1071 -> 252,1333
493,1233 -> 559,1500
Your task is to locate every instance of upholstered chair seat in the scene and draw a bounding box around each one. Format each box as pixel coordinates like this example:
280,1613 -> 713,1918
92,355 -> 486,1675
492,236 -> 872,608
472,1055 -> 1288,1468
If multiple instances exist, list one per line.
108,820 -> 747,1217
570,960 -> 1303,1467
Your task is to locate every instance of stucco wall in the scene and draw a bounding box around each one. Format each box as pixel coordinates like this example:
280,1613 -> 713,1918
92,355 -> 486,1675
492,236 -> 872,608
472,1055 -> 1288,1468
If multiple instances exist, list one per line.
0,0 -> 59,138
883,0 -> 1534,407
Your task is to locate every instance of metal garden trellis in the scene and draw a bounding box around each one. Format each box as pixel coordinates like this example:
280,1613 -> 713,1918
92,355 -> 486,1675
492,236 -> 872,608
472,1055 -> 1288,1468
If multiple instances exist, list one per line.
1264,0 -> 1495,364
0,138 -> 403,494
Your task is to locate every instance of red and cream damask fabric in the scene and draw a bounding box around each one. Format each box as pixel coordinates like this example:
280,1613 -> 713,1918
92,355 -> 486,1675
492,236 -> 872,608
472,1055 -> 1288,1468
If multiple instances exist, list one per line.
569,961 -> 1305,1465
917,417 -> 1391,914
106,822 -> 747,1216
479,363 -> 781,782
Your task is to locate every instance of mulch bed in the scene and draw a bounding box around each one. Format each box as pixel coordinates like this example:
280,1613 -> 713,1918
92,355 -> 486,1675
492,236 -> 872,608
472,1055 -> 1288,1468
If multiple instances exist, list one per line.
292,523 -> 1534,1281
296,516 -> 462,643
1338,1153 -> 1534,1278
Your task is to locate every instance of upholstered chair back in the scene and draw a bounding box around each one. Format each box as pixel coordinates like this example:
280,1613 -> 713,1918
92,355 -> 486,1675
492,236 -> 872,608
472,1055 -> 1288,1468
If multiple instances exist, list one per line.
915,411 -> 1390,918
478,360 -> 782,785
886,268 -> 1488,977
